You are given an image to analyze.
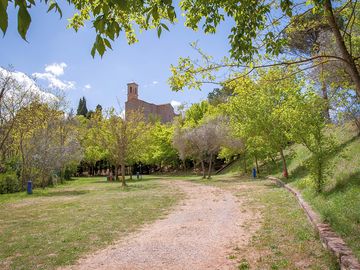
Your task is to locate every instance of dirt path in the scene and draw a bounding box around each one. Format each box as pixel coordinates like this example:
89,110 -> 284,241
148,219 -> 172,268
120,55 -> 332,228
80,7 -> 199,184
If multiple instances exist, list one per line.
62,180 -> 259,270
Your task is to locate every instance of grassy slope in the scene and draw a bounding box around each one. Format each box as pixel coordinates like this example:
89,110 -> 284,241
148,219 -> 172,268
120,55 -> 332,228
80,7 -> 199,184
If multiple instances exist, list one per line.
190,175 -> 337,269
0,177 -> 182,270
223,122 -> 360,261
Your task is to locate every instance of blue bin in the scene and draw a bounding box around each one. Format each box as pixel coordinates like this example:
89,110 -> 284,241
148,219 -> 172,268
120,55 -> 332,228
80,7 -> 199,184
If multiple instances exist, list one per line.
252,168 -> 257,179
27,180 -> 32,194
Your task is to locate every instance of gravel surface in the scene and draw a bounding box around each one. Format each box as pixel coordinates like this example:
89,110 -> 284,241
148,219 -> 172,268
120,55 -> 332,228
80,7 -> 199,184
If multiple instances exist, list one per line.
61,180 -> 258,270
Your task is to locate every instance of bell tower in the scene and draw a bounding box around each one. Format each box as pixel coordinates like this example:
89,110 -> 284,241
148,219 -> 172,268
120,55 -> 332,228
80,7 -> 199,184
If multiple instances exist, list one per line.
127,82 -> 138,101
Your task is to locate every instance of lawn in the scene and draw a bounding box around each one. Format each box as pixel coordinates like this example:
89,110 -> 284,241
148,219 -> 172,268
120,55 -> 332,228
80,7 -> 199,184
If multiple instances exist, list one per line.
0,177 -> 183,270
190,175 -> 338,269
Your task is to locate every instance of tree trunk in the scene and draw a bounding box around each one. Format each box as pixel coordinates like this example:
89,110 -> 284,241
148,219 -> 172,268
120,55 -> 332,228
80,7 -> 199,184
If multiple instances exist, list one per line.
324,0 -> 360,99
182,160 -> 186,171
255,155 -> 260,174
243,152 -> 247,173
200,160 -> 206,178
354,117 -> 360,136
121,162 -> 126,186
207,153 -> 213,179
321,61 -> 331,122
279,148 -> 289,178
129,166 -> 132,180
321,80 -> 331,121
115,165 -> 119,181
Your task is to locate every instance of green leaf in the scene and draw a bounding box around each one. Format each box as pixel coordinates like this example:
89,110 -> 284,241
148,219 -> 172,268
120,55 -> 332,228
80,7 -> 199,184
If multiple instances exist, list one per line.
18,3 -> 31,41
160,23 -> 169,31
91,44 -> 96,58
104,38 -> 112,49
0,0 -> 8,34
157,26 -> 162,37
96,35 -> 106,57
47,2 -> 57,13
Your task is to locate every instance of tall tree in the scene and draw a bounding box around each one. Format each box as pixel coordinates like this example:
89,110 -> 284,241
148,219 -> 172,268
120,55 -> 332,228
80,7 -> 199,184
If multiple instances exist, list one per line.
226,68 -> 303,178
76,97 -> 88,117
100,109 -> 146,186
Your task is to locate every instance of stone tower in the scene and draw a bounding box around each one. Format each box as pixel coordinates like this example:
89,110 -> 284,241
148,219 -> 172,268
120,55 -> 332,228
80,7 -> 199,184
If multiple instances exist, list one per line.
127,82 -> 138,101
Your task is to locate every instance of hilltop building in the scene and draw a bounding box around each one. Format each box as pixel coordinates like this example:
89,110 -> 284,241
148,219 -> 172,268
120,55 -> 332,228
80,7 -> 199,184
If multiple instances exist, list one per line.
125,82 -> 177,123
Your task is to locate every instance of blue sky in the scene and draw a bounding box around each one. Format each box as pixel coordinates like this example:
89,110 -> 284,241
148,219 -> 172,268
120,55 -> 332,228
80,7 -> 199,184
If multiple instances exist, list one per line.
0,3 -> 232,112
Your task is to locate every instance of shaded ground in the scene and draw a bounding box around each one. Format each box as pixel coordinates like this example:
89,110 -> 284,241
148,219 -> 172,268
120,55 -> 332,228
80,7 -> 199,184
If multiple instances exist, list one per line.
62,180 -> 260,270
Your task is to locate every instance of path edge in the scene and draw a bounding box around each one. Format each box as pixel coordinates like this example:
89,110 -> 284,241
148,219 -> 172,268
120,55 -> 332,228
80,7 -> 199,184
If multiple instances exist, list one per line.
267,176 -> 360,270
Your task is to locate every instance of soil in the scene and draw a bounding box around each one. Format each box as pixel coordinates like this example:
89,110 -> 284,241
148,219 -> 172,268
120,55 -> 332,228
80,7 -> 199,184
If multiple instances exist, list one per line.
60,180 -> 260,270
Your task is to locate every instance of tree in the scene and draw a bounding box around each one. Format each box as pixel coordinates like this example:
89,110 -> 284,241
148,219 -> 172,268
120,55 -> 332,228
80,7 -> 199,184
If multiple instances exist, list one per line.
76,97 -> 88,117
207,86 -> 234,106
100,109 -> 146,186
167,1 -> 360,101
173,116 -> 227,178
226,68 -> 303,178
145,122 -> 179,170
13,101 -> 82,188
281,87 -> 335,192
183,101 -> 209,127
77,111 -> 107,176
3,1 -> 359,99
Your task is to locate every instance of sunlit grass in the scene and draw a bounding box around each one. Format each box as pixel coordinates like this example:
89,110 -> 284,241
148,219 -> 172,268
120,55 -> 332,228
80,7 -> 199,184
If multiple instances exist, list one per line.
192,175 -> 338,269
0,177 -> 182,270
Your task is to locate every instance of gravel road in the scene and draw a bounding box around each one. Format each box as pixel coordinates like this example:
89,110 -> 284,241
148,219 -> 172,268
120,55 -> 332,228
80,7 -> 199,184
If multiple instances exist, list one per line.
61,180 -> 257,270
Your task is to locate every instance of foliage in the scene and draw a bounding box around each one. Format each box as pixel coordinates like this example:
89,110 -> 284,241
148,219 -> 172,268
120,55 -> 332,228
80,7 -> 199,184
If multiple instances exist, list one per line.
77,96 -> 88,117
97,108 -> 148,185
183,100 -> 210,127
281,88 -> 336,192
207,86 -> 234,106
13,102 -> 82,188
0,0 -> 336,61
225,68 -> 302,177
0,172 -> 19,194
144,122 -> 179,167
173,116 -> 228,178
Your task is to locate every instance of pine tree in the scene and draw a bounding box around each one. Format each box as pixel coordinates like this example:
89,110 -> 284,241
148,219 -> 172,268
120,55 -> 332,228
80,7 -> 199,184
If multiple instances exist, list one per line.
76,97 -> 88,116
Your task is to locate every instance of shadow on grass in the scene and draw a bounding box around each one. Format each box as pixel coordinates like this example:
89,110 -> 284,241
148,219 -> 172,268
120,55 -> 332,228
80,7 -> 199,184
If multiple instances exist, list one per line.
263,182 -> 282,189
93,176 -> 162,185
333,134 -> 359,156
325,170 -> 360,196
44,190 -> 90,197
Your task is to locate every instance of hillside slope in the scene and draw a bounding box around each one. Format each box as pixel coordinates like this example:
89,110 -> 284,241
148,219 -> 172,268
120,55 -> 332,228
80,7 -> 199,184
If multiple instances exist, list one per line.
221,123 -> 360,260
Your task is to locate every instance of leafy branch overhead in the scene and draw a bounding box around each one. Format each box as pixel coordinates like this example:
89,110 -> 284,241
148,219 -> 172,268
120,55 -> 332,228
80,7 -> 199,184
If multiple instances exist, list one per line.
1,1 -> 360,98
0,0 -> 323,59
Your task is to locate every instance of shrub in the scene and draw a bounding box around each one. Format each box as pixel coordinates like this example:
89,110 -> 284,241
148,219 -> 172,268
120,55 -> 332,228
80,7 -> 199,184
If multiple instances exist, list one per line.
0,173 -> 20,194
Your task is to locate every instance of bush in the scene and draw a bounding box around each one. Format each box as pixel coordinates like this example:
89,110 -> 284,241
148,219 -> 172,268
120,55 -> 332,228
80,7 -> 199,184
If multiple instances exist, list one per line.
0,173 -> 20,194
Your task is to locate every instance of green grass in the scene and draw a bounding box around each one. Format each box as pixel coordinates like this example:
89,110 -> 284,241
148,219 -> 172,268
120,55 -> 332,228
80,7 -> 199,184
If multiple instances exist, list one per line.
189,175 -> 338,269
260,122 -> 360,261
220,123 -> 360,261
288,123 -> 360,261
0,177 -> 183,270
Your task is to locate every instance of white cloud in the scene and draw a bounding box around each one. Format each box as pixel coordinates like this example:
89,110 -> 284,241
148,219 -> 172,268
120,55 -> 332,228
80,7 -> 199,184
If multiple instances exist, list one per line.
0,67 -> 57,103
171,100 -> 181,107
45,62 -> 67,76
152,81 -> 159,85
84,84 -> 91,89
171,100 -> 182,113
32,62 -> 75,91
120,110 -> 126,119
